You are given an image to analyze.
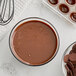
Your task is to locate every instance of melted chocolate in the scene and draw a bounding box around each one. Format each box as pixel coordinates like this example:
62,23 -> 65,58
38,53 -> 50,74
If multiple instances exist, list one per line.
11,20 -> 58,65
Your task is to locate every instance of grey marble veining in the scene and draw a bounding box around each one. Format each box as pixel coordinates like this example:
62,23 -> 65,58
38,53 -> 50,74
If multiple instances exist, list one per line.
0,0 -> 2,6
0,63 -> 17,76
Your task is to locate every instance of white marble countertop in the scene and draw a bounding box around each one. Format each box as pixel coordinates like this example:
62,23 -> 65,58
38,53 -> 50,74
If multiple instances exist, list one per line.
0,0 -> 76,76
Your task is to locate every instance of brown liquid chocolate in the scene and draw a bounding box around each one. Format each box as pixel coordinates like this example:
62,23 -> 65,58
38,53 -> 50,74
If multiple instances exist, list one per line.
11,20 -> 57,65
59,4 -> 69,13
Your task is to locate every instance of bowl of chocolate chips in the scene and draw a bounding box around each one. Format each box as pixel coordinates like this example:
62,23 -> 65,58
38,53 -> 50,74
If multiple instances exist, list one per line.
62,42 -> 76,76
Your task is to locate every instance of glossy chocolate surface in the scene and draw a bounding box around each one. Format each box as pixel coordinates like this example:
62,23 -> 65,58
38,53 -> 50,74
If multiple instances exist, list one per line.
11,20 -> 58,65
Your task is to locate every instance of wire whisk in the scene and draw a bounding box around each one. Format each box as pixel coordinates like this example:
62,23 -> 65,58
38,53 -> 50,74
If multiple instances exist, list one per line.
0,0 -> 14,25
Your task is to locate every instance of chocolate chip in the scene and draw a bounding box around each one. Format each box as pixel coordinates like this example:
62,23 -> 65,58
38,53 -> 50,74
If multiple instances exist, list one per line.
64,44 -> 76,76
65,65 -> 71,73
74,68 -> 76,76
74,64 -> 76,68
66,66 -> 73,76
69,50 -> 73,54
64,54 -> 69,63
70,49 -> 76,54
72,44 -> 76,51
67,61 -> 74,73
69,53 -> 76,64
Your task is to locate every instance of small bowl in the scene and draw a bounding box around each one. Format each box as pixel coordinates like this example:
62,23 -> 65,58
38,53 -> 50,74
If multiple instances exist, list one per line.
9,17 -> 60,66
62,41 -> 76,76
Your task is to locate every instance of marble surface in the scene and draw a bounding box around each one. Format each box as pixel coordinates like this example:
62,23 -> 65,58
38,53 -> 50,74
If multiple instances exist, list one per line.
0,0 -> 76,76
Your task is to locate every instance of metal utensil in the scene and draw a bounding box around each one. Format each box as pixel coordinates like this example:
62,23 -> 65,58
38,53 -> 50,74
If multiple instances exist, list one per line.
0,0 -> 14,25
